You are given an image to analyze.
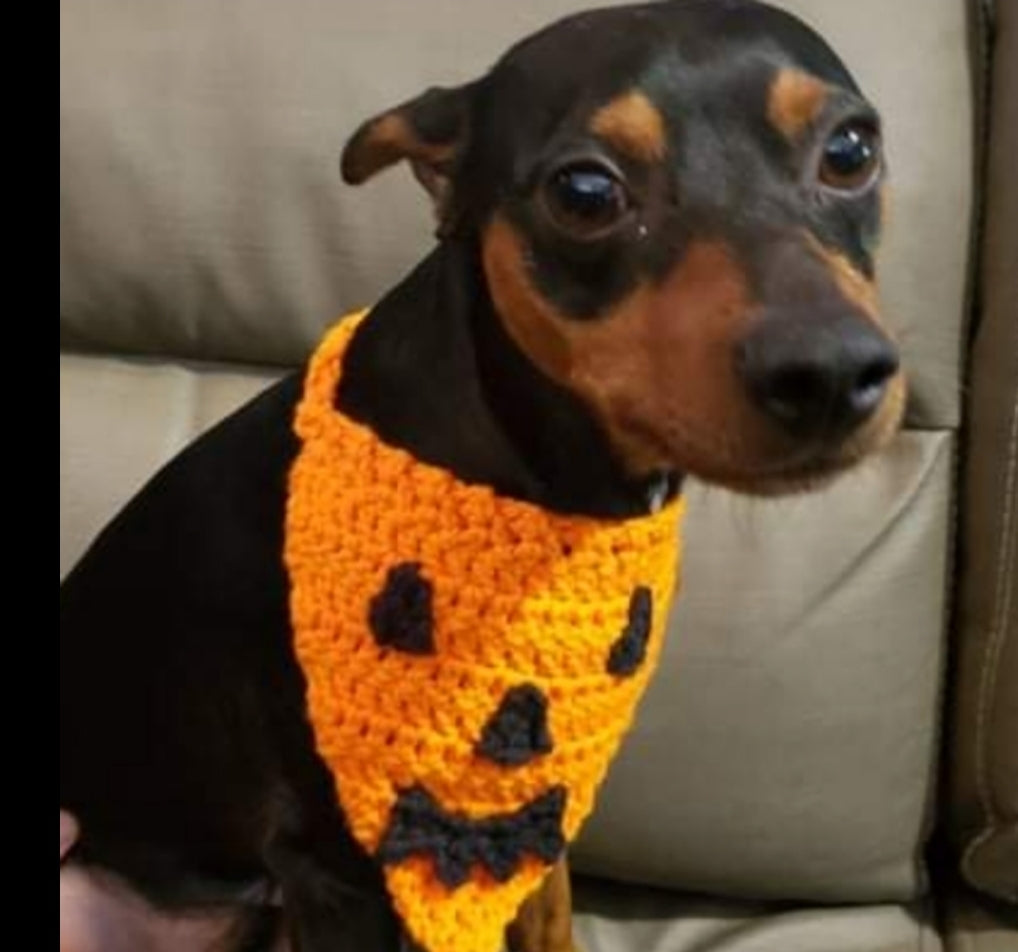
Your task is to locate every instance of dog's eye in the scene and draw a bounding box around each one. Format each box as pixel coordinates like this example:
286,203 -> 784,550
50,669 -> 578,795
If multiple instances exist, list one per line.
819,121 -> 880,191
543,162 -> 629,237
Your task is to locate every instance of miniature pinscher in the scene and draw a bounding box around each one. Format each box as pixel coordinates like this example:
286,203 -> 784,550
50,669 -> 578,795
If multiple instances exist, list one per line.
59,2 -> 905,950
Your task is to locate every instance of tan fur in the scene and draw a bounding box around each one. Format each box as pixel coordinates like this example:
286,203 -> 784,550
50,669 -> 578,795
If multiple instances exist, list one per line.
482,215 -> 904,490
802,231 -> 908,461
590,90 -> 667,162
507,858 -> 578,952
344,113 -> 455,184
482,215 -> 758,477
767,69 -> 827,140
803,231 -> 882,324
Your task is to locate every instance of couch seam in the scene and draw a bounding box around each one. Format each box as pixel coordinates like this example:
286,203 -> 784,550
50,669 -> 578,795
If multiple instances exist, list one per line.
962,382 -> 1018,903
957,0 -> 995,364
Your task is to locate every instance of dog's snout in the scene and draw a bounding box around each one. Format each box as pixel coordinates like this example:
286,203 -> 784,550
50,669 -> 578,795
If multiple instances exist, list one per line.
736,311 -> 899,438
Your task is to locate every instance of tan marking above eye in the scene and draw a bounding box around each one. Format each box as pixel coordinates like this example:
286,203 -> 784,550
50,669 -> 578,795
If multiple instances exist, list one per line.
589,90 -> 667,163
767,69 -> 828,140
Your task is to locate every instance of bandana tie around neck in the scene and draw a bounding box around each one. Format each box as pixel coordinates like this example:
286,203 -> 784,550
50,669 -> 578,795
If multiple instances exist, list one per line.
285,311 -> 684,952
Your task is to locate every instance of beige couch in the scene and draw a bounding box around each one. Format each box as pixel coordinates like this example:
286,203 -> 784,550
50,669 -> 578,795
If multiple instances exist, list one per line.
59,1 -> 1017,949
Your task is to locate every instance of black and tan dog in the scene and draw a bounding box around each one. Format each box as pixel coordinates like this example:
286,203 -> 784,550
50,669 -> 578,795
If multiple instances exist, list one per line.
60,2 -> 905,950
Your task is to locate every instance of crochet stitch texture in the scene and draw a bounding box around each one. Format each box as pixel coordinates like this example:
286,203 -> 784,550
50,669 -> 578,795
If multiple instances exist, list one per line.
285,311 -> 685,952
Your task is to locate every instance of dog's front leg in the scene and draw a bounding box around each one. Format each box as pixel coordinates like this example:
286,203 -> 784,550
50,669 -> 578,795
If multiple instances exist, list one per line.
505,857 -> 581,952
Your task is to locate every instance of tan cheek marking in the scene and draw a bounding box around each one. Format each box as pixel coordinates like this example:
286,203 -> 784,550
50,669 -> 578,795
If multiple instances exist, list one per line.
570,242 -> 756,469
802,232 -> 906,438
482,216 -> 755,473
767,69 -> 828,140
840,365 -> 907,469
589,90 -> 667,163
481,217 -> 574,383
803,232 -> 883,326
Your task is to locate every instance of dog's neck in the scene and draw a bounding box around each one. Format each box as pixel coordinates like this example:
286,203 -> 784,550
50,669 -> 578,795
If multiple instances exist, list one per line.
335,238 -> 678,518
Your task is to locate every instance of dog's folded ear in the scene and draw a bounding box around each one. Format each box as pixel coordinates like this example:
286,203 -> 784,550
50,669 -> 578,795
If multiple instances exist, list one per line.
340,84 -> 476,229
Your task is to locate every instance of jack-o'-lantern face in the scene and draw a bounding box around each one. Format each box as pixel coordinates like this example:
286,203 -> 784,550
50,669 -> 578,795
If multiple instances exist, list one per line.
286,316 -> 683,952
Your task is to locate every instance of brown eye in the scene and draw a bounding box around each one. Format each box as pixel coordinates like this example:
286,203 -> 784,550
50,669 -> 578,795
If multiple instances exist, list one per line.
543,161 -> 629,237
819,120 -> 880,191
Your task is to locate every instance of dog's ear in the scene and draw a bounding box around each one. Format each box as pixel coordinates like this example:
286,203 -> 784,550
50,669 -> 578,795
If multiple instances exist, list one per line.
341,84 -> 475,225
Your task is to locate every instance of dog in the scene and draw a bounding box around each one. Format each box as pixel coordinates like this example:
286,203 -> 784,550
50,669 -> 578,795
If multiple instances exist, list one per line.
59,1 -> 905,950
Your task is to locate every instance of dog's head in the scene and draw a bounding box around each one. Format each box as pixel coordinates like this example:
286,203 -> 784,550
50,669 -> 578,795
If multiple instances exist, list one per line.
341,0 -> 905,496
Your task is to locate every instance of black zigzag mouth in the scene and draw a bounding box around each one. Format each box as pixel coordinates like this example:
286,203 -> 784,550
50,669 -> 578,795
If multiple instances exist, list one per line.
376,785 -> 567,888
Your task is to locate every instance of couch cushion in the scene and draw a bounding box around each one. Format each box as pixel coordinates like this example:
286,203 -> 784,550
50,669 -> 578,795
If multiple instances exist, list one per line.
59,353 -> 280,577
573,431 -> 953,902
59,0 -> 973,427
573,877 -> 944,952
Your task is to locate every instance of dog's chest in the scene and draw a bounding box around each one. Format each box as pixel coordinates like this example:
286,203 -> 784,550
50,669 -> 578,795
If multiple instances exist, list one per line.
284,313 -> 684,952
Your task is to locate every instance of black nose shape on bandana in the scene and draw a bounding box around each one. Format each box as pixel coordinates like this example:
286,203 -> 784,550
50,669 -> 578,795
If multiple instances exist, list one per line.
475,684 -> 553,767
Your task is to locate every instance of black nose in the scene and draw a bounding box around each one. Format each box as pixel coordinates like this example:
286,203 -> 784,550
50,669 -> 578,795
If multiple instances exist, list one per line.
736,312 -> 899,438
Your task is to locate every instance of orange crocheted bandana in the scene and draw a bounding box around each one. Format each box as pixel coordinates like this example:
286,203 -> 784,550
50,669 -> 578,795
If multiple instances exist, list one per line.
284,312 -> 684,952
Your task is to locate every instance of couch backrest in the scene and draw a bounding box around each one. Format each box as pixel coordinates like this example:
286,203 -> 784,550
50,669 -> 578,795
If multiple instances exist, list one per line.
60,0 -> 972,433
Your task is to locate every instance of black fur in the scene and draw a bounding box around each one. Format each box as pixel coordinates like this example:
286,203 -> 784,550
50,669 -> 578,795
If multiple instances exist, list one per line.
335,241 -> 672,518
